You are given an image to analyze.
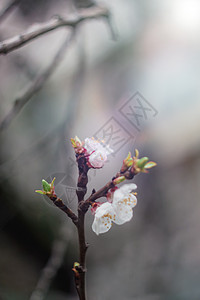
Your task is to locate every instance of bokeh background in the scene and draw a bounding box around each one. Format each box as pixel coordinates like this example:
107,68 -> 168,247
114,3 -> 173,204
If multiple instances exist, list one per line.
0,0 -> 200,299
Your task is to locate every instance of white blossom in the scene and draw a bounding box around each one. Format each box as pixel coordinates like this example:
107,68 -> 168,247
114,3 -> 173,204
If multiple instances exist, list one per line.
92,202 -> 115,235
112,183 -> 137,225
92,184 -> 137,235
84,137 -> 113,168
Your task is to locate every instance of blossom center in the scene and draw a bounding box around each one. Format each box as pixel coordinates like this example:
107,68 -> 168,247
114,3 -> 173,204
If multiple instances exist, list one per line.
102,213 -> 113,220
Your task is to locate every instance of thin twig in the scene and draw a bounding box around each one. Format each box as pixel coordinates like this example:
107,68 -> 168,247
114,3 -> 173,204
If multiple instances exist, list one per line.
0,6 -> 109,55
75,0 -> 96,9
80,179 -> 115,214
0,31 -> 74,131
81,168 -> 136,212
86,180 -> 114,203
49,194 -> 78,225
0,38 -> 87,183
72,152 -> 89,300
0,0 -> 20,24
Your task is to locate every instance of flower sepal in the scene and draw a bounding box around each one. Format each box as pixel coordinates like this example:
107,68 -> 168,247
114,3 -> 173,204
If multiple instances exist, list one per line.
91,202 -> 102,214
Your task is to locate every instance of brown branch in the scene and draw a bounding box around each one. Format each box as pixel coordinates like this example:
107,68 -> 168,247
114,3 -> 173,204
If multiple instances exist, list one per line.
49,194 -> 78,225
80,180 -> 114,214
81,168 -> 136,212
0,31 -> 74,131
76,209 -> 88,300
0,6 -> 109,55
73,152 -> 89,300
72,154 -> 136,299
0,0 -> 20,24
88,180 -> 114,202
76,153 -> 89,203
0,5 -> 112,132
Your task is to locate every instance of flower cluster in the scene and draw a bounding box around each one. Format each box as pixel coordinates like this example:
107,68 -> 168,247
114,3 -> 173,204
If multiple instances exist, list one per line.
84,137 -> 113,168
71,136 -> 113,169
36,137 -> 157,237
92,184 -> 137,235
69,136 -> 157,235
35,135 -> 157,300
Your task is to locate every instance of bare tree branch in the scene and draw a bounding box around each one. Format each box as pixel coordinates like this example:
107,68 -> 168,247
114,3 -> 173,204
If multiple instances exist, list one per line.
0,6 -> 109,55
0,5 -> 112,131
81,168 -> 136,212
75,0 -> 96,9
0,0 -> 20,24
49,194 -> 78,225
0,31 -> 74,131
105,13 -> 118,41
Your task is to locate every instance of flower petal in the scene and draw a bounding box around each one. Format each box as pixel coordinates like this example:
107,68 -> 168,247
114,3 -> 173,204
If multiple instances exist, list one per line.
84,137 -> 99,154
113,183 -> 137,204
103,144 -> 114,155
84,138 -> 113,156
84,137 -> 113,169
92,202 -> 115,235
112,192 -> 137,225
112,201 -> 133,225
88,150 -> 107,168
118,183 -> 137,193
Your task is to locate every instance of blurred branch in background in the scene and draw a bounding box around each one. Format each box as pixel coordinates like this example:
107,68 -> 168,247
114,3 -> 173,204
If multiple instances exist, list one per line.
0,30 -> 88,184
0,5 -> 115,132
29,222 -> 73,300
0,6 -> 109,55
0,0 -> 20,24
74,0 -> 96,9
1,40 -> 90,299
0,31 -> 75,131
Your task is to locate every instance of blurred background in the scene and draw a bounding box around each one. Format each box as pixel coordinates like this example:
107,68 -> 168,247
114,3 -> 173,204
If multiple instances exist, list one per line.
0,0 -> 200,299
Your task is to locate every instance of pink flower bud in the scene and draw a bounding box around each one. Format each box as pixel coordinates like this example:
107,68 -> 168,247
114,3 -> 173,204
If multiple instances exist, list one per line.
113,176 -> 126,185
84,137 -> 113,169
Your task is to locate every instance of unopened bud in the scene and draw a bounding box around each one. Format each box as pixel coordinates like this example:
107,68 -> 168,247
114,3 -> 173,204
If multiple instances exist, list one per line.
42,179 -> 51,193
144,161 -> 157,169
124,152 -> 133,167
35,190 -> 44,195
35,178 -> 56,196
73,262 -> 80,268
113,176 -> 126,185
136,157 -> 149,169
134,149 -> 139,158
50,177 -> 56,189
72,262 -> 80,277
121,152 -> 133,172
71,138 -> 76,147
71,136 -> 82,148
75,136 -> 82,146
125,151 -> 131,161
